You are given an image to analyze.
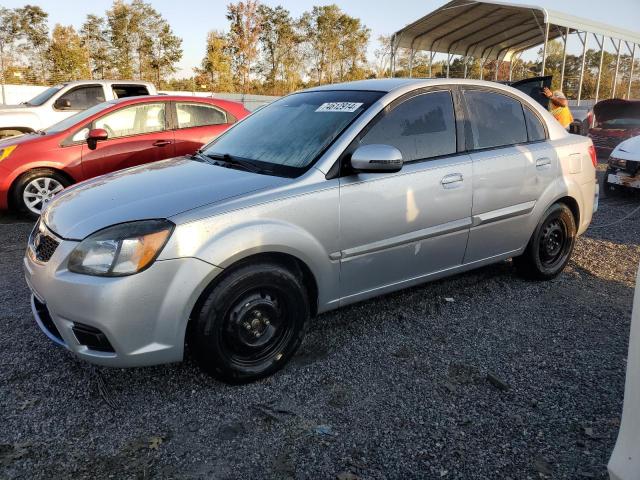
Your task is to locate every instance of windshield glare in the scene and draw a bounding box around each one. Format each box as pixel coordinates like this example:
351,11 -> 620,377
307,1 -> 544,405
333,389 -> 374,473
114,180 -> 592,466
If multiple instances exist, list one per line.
26,85 -> 64,106
203,90 -> 383,175
44,102 -> 114,134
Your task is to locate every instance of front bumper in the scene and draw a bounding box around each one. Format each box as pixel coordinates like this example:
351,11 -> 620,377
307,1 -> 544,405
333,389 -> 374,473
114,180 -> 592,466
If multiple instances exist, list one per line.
607,170 -> 640,189
24,235 -> 221,368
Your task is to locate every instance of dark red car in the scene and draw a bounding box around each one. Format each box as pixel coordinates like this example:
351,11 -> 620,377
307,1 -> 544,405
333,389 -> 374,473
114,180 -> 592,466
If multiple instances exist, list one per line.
0,95 -> 249,217
588,99 -> 640,158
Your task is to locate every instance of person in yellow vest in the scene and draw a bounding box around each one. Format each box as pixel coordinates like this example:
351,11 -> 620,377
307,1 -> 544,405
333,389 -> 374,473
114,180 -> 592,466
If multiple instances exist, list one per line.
543,87 -> 573,128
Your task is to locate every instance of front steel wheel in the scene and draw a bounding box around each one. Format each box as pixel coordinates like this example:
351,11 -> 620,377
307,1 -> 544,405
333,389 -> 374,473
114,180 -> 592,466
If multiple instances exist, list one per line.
192,262 -> 310,383
514,203 -> 576,280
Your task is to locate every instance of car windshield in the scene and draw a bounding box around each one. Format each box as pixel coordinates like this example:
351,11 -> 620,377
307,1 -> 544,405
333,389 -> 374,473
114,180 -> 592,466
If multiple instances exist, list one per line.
44,102 -> 115,134
202,90 -> 384,176
25,85 -> 64,106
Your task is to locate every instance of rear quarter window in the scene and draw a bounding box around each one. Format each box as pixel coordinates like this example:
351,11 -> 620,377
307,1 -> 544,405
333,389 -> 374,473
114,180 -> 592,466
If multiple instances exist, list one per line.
464,90 -> 528,149
523,106 -> 546,142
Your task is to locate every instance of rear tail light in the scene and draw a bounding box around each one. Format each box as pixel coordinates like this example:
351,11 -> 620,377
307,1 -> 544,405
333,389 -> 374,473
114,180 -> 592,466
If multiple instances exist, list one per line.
588,145 -> 597,168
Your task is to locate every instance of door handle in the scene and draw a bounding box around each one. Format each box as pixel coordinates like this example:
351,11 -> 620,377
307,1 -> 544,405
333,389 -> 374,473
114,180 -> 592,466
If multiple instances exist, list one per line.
536,157 -> 551,168
153,140 -> 172,147
441,173 -> 464,187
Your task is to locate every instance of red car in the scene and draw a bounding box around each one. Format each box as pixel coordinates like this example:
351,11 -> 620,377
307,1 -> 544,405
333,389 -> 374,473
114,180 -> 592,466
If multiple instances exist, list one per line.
0,95 -> 249,217
588,99 -> 640,158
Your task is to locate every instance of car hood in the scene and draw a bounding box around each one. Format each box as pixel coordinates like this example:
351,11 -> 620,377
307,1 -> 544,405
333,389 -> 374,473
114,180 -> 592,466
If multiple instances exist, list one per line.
613,135 -> 640,161
0,131 -> 48,148
44,156 -> 288,240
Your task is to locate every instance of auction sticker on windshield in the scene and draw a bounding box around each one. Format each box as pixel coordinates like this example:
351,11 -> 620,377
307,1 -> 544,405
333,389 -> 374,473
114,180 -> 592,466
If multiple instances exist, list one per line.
315,102 -> 363,113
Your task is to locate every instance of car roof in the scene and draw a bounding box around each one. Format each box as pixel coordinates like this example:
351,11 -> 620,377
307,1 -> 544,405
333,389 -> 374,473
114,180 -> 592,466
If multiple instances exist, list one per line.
62,79 -> 156,87
304,77 -> 538,94
106,94 -> 246,108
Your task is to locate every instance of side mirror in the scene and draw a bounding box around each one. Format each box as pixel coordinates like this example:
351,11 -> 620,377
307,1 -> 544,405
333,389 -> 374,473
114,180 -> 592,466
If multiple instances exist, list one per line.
54,98 -> 72,110
86,128 -> 108,150
350,144 -> 403,173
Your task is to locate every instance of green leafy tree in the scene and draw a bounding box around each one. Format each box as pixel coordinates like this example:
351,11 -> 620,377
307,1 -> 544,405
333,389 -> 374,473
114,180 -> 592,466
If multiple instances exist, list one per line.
48,24 -> 90,82
227,0 -> 262,93
197,30 -> 233,92
80,14 -> 111,79
106,0 -> 182,84
300,5 -> 370,85
257,5 -> 303,95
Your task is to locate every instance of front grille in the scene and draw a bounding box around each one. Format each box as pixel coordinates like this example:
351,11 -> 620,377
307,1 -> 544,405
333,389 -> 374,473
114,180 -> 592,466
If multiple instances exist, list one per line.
35,234 -> 59,262
72,323 -> 115,353
33,297 -> 64,344
29,220 -> 60,263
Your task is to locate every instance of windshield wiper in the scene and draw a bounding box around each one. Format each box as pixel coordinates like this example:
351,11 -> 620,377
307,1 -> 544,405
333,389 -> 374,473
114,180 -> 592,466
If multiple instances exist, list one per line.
204,152 -> 266,174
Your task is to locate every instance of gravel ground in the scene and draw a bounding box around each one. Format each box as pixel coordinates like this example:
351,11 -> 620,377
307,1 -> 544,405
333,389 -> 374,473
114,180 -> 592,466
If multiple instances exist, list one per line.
1,170 -> 638,480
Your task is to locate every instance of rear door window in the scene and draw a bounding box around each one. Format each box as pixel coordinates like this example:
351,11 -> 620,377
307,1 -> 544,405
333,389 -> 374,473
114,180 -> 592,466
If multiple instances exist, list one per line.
359,90 -> 457,161
463,90 -> 528,149
58,86 -> 105,110
175,102 -> 227,128
113,85 -> 150,98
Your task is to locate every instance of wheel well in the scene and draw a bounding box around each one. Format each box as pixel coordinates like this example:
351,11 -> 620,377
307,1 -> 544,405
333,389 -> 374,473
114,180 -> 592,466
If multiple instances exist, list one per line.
189,252 -> 320,322
8,167 -> 75,210
556,196 -> 580,226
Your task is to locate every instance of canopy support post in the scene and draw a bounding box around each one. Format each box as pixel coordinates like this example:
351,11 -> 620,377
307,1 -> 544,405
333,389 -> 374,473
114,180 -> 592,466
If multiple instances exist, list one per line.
428,51 -> 434,77
559,26 -> 569,91
463,57 -> 468,78
494,60 -> 501,81
446,52 -> 452,78
612,38 -> 622,98
479,58 -> 485,80
627,43 -> 637,100
594,35 -> 605,103
390,34 -> 397,78
577,32 -> 588,106
408,48 -> 415,78
540,22 -> 550,76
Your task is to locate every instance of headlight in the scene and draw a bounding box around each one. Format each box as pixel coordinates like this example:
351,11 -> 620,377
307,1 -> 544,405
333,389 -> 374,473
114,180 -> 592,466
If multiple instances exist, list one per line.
0,145 -> 17,162
68,220 -> 174,276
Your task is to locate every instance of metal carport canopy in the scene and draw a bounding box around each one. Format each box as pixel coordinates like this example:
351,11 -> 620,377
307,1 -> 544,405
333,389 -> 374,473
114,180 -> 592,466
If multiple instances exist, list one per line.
392,0 -> 640,62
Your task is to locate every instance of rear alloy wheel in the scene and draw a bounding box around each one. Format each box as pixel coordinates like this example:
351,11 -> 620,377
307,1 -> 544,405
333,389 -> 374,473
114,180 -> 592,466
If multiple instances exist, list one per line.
13,169 -> 70,219
514,203 -> 576,280
192,262 -> 310,383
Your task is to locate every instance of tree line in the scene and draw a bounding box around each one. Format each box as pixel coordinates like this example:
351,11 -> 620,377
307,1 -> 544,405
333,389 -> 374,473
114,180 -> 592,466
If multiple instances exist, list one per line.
0,2 -> 637,99
0,1 -> 371,95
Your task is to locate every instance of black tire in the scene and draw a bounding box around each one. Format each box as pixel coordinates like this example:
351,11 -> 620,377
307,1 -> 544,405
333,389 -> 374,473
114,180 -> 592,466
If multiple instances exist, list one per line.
514,203 -> 577,280
12,168 -> 71,219
192,262 -> 310,383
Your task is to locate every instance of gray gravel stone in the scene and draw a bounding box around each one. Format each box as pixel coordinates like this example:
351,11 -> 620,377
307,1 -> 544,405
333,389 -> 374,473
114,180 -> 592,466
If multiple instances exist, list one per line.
0,173 -> 637,479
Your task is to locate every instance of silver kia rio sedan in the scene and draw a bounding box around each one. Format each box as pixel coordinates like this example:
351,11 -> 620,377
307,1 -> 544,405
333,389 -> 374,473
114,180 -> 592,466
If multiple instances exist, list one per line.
24,78 -> 598,383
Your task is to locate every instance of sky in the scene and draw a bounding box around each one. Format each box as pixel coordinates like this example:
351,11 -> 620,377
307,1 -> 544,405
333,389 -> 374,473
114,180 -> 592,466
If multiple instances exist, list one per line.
3,0 -> 640,77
